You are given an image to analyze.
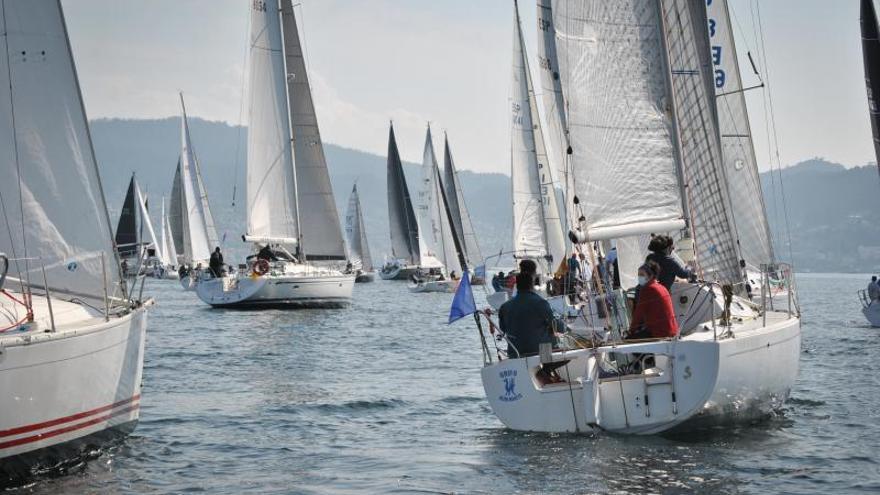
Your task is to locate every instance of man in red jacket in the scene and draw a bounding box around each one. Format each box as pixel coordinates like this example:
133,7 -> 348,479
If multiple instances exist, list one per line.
628,261 -> 678,339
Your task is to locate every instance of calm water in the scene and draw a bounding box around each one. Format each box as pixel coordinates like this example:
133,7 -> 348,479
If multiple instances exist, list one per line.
8,273 -> 880,494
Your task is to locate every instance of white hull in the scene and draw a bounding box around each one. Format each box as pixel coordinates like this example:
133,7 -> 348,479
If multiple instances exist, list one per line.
481,311 -> 800,435
0,297 -> 148,472
378,264 -> 419,281
195,266 -> 354,308
409,279 -> 458,293
861,296 -> 880,327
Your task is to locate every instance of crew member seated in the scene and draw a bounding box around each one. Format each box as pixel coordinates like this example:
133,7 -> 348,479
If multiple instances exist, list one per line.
257,244 -> 279,262
491,271 -> 505,292
645,235 -> 694,291
499,272 -> 564,384
628,261 -> 678,340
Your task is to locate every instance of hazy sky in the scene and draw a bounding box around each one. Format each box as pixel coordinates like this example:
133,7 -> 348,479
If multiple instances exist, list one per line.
62,0 -> 874,175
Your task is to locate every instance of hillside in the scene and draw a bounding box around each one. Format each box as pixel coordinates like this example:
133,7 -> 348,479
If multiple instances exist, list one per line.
90,118 -> 879,273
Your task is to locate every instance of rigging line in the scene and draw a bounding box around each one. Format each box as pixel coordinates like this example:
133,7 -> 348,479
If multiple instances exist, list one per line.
230,0 -> 249,212
755,1 -> 794,265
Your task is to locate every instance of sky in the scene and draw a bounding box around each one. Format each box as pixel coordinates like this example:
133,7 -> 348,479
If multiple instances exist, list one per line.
62,0 -> 876,175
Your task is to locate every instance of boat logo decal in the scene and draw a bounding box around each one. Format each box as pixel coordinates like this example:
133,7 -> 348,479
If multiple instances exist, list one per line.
684,366 -> 692,380
499,369 -> 522,402
66,261 -> 78,272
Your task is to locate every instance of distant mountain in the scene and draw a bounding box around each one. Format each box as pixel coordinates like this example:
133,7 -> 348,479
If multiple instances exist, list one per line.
90,117 -> 511,264
90,118 -> 879,273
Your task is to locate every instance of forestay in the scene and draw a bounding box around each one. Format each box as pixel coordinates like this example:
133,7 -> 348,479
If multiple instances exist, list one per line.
344,184 -> 373,271
247,0 -> 300,247
386,125 -> 421,265
443,137 -> 482,268
706,0 -> 774,267
281,0 -> 346,261
553,0 -> 685,240
661,0 -> 741,283
511,2 -> 566,268
0,0 -> 123,302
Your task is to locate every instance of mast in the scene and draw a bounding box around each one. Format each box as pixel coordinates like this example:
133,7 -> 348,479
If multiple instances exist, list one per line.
862,0 -> 880,176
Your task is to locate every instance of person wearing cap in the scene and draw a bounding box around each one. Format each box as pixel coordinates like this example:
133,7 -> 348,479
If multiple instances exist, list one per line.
628,261 -> 678,339
646,235 -> 694,291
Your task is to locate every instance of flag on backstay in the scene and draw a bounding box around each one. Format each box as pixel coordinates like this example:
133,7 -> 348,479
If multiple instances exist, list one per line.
448,270 -> 477,324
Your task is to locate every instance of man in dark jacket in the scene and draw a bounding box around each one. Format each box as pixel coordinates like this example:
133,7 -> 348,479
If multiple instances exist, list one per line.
646,235 -> 694,291
209,246 -> 224,277
499,272 -> 557,358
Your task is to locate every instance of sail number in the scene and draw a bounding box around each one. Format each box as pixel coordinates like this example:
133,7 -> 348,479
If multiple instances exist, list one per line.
252,0 -> 267,12
706,0 -> 725,89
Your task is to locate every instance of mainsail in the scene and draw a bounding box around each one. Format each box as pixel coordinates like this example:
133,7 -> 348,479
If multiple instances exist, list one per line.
179,95 -> 216,264
0,0 -> 124,302
862,0 -> 880,175
115,176 -> 139,258
386,124 -> 421,265
247,0 -> 300,247
345,184 -> 373,271
281,0 -> 346,261
169,160 -> 184,257
706,0 -> 774,268
417,128 -> 459,273
443,136 -> 483,268
511,1 -> 566,269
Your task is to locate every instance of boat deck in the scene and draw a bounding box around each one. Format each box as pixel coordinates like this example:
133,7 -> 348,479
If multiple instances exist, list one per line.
0,290 -> 110,341
682,309 -> 798,343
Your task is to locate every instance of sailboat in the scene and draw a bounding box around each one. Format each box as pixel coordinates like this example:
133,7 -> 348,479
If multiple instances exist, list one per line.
0,0 -> 149,478
155,197 -> 180,280
344,184 -> 375,283
196,0 -> 354,308
380,124 -> 423,280
442,135 -> 485,284
861,0 -> 880,326
473,0 -> 800,435
486,0 -> 567,310
409,127 -> 462,293
114,174 -> 162,279
173,95 -> 220,290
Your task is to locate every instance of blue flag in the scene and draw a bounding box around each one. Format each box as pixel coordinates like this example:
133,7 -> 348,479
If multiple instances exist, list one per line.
448,270 -> 477,324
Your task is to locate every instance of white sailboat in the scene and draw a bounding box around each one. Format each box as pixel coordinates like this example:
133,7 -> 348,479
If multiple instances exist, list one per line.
380,123 -> 423,280
442,135 -> 485,284
196,0 -> 353,308
410,127 -> 462,293
344,184 -> 375,283
174,95 -> 220,290
154,197 -> 180,280
0,0 -> 149,478
475,0 -> 800,435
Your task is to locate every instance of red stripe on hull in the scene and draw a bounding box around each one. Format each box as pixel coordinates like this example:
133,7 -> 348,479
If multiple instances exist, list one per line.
0,395 -> 140,438
0,404 -> 139,451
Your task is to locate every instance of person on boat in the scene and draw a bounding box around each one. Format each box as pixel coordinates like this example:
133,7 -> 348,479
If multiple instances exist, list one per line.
646,235 -> 694,291
450,271 -> 459,281
628,261 -> 678,340
492,271 -> 505,292
209,246 -> 224,278
499,272 -> 565,383
257,244 -> 278,262
869,276 -> 880,301
505,271 -> 516,292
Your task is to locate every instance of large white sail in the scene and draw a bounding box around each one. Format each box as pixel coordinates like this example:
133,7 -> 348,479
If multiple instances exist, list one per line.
281,0 -> 346,261
706,0 -> 774,267
0,0 -> 123,302
247,0 -> 300,247
443,136 -> 482,268
386,124 -> 421,265
345,184 -> 373,271
159,197 -> 177,267
661,0 -> 741,283
536,0 -> 571,222
553,1 -> 685,241
417,128 -> 458,272
179,96 -> 214,263
511,2 -> 566,268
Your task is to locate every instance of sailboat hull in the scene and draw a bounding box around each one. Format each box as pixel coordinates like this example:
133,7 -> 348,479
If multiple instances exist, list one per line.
354,271 -> 375,283
195,271 -> 354,308
378,265 -> 419,281
0,303 -> 148,481
481,311 -> 799,435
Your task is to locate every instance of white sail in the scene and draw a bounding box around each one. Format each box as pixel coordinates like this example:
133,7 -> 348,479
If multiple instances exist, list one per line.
661,0 -> 741,283
511,3 -> 566,269
134,184 -> 161,263
247,0 -> 300,247
159,198 -> 177,267
193,154 -> 219,250
281,0 -> 346,260
417,128 -> 458,273
179,96 -> 213,264
706,0 -> 774,267
553,0 -> 686,241
345,184 -> 373,271
536,0 -> 572,223
443,136 -> 482,268
0,0 -> 123,302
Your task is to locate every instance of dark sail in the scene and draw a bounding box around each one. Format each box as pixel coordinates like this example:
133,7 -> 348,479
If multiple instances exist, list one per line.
386,124 -> 420,264
443,138 -> 466,260
168,160 -> 184,257
863,0 -> 880,175
115,175 -> 138,258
